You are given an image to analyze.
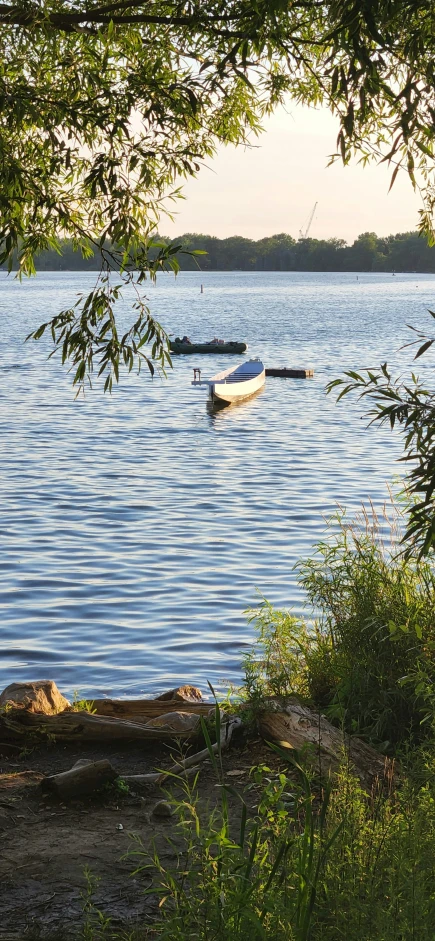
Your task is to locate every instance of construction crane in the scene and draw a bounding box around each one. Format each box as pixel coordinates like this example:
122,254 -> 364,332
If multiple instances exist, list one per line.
299,201 -> 318,239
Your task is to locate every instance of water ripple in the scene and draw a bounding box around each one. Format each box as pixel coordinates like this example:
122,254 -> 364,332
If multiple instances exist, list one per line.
0,270 -> 433,696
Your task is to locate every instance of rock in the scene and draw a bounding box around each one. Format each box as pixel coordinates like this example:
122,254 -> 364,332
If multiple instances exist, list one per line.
144,711 -> 200,733
152,800 -> 173,818
0,680 -> 70,715
155,685 -> 203,703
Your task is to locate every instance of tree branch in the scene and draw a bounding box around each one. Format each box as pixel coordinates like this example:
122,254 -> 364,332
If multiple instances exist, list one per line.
0,2 -> 248,30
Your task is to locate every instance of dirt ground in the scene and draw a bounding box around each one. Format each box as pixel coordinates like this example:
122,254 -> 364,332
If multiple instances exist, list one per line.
0,732 -> 274,940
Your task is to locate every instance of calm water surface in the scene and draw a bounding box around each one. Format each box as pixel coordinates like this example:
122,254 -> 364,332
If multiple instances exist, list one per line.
1,271 -> 434,697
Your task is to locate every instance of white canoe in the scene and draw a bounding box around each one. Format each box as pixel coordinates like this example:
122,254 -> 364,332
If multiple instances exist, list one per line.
192,359 -> 265,405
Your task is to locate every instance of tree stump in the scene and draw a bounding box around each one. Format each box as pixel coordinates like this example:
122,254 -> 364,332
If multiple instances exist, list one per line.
41,760 -> 118,800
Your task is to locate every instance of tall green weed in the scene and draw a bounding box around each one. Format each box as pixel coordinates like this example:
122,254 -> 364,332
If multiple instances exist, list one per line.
299,501 -> 435,749
128,754 -> 435,941
245,500 -> 435,751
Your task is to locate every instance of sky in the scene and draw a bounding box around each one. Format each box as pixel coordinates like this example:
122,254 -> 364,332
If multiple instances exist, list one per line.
163,103 -> 422,244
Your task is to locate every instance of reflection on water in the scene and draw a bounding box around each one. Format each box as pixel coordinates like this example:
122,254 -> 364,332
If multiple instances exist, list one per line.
0,270 -> 433,697
206,387 -> 265,418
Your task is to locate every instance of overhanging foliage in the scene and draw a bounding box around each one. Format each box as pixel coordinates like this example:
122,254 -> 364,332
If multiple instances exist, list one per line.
2,1 -> 435,390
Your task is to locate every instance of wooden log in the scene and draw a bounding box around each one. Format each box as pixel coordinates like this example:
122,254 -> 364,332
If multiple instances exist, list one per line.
41,759 -> 118,800
0,708 -> 200,743
123,765 -> 201,787
265,368 -> 314,379
258,699 -> 396,791
91,698 -> 211,719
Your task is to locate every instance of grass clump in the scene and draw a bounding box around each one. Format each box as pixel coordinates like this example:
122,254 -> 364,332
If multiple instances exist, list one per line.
315,766 -> 435,940
129,749 -> 435,941
243,599 -> 312,705
299,502 -> 435,749
72,692 -> 97,713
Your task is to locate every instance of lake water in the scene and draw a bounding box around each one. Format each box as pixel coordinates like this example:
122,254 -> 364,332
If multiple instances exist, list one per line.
1,270 -> 434,699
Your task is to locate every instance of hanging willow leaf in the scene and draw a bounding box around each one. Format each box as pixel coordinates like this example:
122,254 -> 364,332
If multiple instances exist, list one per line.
2,0 -> 435,387
327,314 -> 435,558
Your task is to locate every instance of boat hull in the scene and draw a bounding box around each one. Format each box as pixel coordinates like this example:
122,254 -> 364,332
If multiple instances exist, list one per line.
192,359 -> 265,407
170,341 -> 247,355
210,369 -> 266,405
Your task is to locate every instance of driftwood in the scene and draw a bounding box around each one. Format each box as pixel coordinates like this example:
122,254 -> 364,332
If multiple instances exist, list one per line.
34,718 -> 241,799
0,708 -> 201,743
41,760 -> 118,800
141,711 -> 201,733
38,758 -> 202,801
124,716 -> 242,786
91,698 -> 211,719
259,700 -> 396,791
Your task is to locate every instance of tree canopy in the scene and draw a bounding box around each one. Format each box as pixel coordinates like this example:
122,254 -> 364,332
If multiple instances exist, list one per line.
21,230 -> 435,272
1,0 -> 435,390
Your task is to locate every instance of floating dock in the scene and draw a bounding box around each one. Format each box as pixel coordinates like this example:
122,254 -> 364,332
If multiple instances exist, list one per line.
265,367 -> 314,379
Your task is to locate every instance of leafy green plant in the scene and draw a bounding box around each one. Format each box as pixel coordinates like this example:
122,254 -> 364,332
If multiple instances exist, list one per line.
243,597 -> 312,705
242,499 -> 435,751
124,739 -> 435,941
102,777 -> 130,798
81,867 -> 112,941
297,501 -> 435,749
72,692 -> 97,714
311,764 -> 435,940
0,702 -> 13,715
128,753 -> 342,941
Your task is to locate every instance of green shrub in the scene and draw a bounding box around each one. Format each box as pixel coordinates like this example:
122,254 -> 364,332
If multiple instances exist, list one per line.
244,501 -> 435,752
128,754 -> 435,941
128,758 -> 344,941
299,503 -> 435,749
312,766 -> 435,940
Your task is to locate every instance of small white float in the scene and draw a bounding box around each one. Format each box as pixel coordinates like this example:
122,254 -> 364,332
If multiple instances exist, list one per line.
192,359 -> 266,406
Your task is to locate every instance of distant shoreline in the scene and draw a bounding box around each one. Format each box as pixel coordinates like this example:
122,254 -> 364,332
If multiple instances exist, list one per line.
3,230 -> 435,274
9,267 -> 435,274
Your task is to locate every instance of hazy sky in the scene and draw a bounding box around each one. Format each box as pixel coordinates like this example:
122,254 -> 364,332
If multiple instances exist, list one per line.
164,103 -> 421,244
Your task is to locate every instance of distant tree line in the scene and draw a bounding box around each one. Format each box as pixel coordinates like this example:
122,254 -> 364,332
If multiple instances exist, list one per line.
18,231 -> 435,273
